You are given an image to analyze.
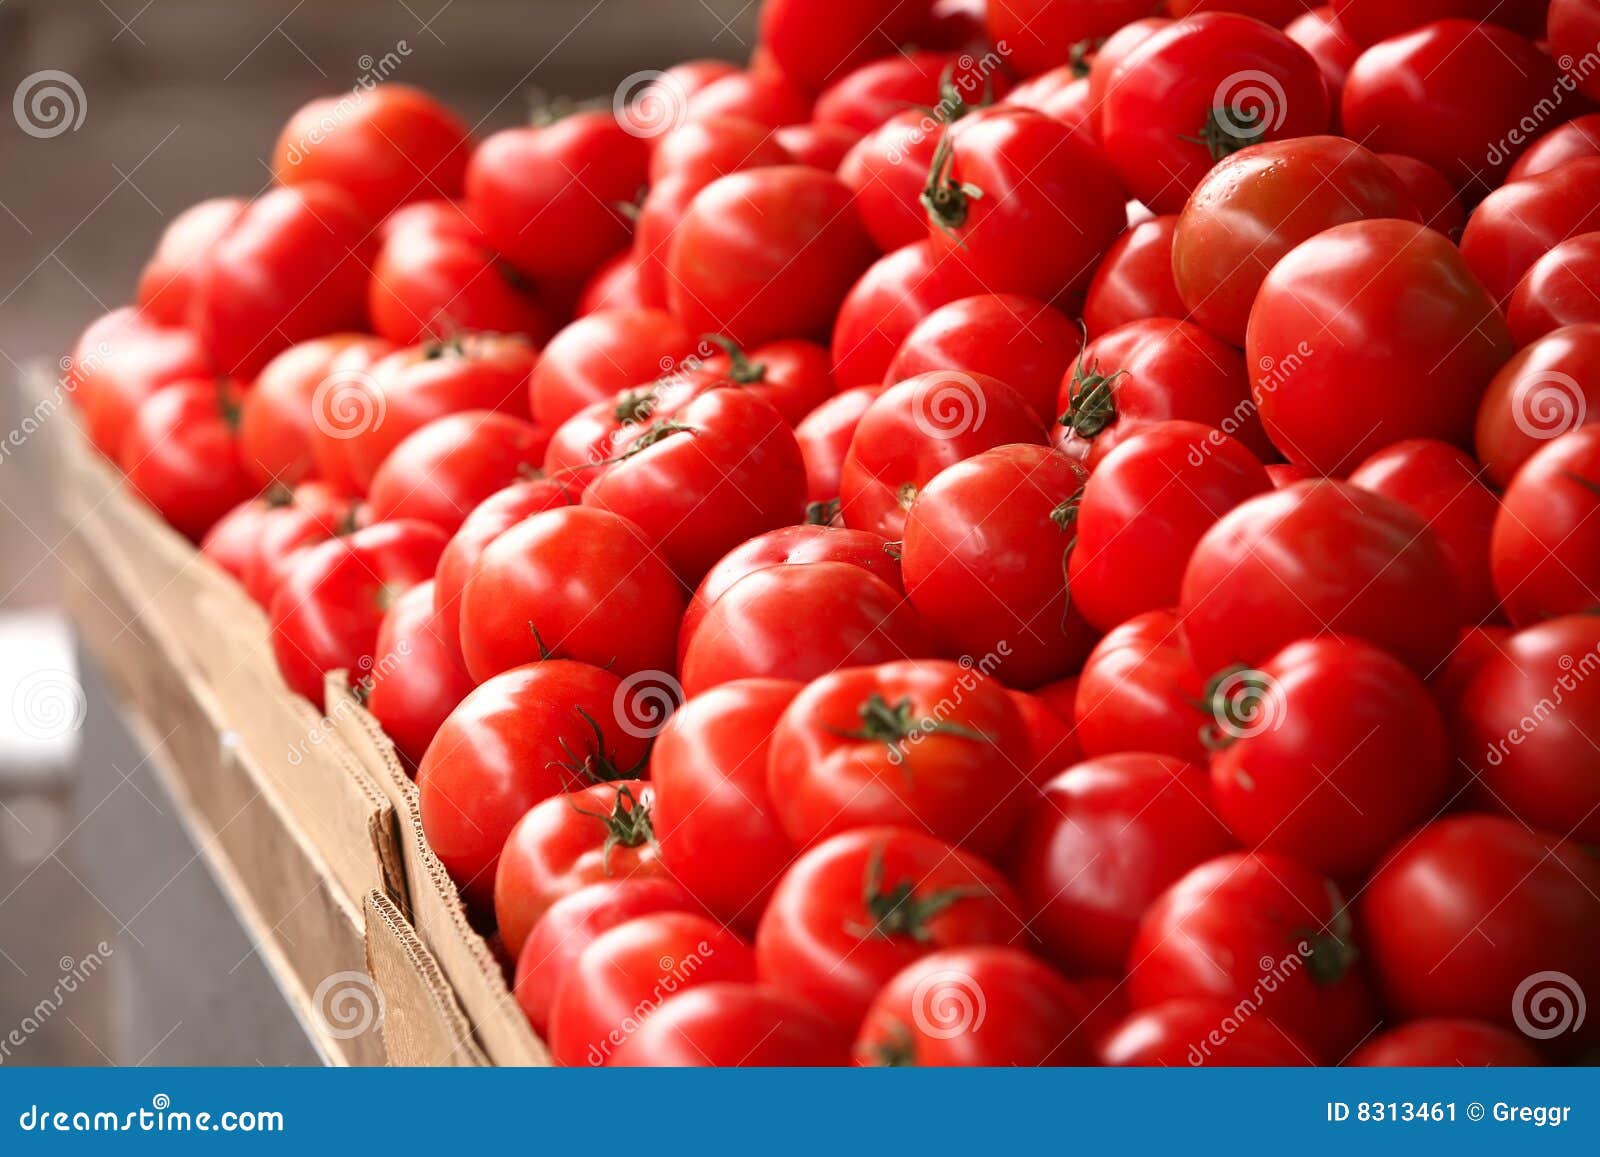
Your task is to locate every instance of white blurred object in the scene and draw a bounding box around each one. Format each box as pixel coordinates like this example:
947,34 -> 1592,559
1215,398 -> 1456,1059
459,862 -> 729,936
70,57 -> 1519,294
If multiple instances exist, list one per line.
0,609 -> 83,783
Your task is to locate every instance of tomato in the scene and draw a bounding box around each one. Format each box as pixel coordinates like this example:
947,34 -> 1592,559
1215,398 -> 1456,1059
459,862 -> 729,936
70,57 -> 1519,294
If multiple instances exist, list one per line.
1362,815 -> 1600,1049
840,370 -> 1047,539
1247,219 -> 1512,474
814,50 -> 1007,135
240,334 -> 394,489
1082,215 -> 1185,338
681,561 -> 932,698
365,580 -> 474,772
189,184 -> 372,378
1491,430 -> 1600,627
365,411 -> 548,532
1334,0 -> 1543,44
268,518 -> 447,703
918,0 -> 986,49
494,779 -> 662,958
830,240 -> 983,387
841,109 -> 957,254
1474,324 -> 1600,489
1348,439 -> 1501,624
239,482 -> 361,608
684,69 -> 813,128
758,0 -> 929,91
1085,17 -> 1173,132
1284,7 -> 1359,118
901,444 -> 1097,687
610,983 -> 847,1066
650,679 -> 801,930
1378,153 -> 1466,239
856,947 -> 1092,1066
417,661 -> 650,908
1056,319 -> 1269,470
1507,113 -> 1600,183
986,0 -> 1159,77
1432,624 -> 1513,716
1552,0 -> 1600,102
540,379 -> 685,493
683,337 -> 838,427
273,85 -> 469,219
200,481 -> 346,587
1099,14 -> 1329,214
1180,480 -> 1460,676
1074,609 -> 1210,763
924,108 -> 1126,299
1209,637 -> 1450,876
886,294 -> 1082,423
679,525 -> 902,667
1341,21 -> 1565,194
119,378 -> 253,542
1463,159 -> 1600,306
1351,1019 -> 1544,1067
1009,685 -> 1082,785
666,166 -> 875,348
1508,233 -> 1600,345
136,197 -> 245,325
578,250 -> 656,315
796,386 -> 884,512
756,827 -> 1024,1028
1173,137 -> 1417,346
1129,851 -> 1379,1061
1004,69 -> 1097,137
1012,753 -> 1235,975
1069,421 -> 1271,634
775,121 -> 860,170
72,308 -> 213,459
1098,999 -> 1314,1066
549,912 -> 758,1066
458,506 -> 683,682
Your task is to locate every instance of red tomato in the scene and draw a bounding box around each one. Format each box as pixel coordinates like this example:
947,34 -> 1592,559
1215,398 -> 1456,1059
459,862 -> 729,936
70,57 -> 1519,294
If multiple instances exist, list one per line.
986,0 -> 1159,77
1508,233 -> 1600,345
467,112 -> 648,281
365,580 -> 474,772
268,518 -> 447,703
1351,1019 -> 1544,1067
1082,216 -> 1185,338
924,109 -> 1126,299
684,69 -> 813,128
1166,0 -> 1314,19
1341,21 -> 1565,194
758,0 -> 929,91
1098,999 -> 1314,1066
1180,480 -> 1460,676
841,370 -> 1047,539
1009,685 -> 1081,785
1348,438 -> 1501,623
856,947 -> 1092,1066
1085,17 -> 1173,132
1432,623 -> 1513,716
135,197 -> 245,326
1075,609 -> 1209,763
1129,851 -> 1379,1061
458,506 -> 683,682
416,661 -> 651,907
236,482 -> 362,608
814,50 -> 1007,135
528,309 -> 694,430
1056,319 -> 1269,470
775,121 -> 861,170
273,85 -> 469,218
684,337 -> 838,427
549,912 -> 758,1066
1247,219 -> 1512,474
1378,152 -> 1466,239
72,309 -> 213,459
1284,7 -> 1360,118
681,561 -> 932,698
1474,324 -> 1600,489
609,983 -> 847,1066
1012,753 -> 1235,975
1508,113 -> 1600,183
1004,69 -> 1097,137
1173,136 -> 1417,346
1462,158 -> 1600,305
1552,0 -> 1600,102
841,108 -> 958,254
1362,815 -> 1600,1049
200,481 -> 346,587
189,184 -> 372,378
1333,0 -> 1543,44
120,378 -> 253,542
830,241 -> 983,387
901,444 -> 1097,687
578,250 -> 655,315
1069,420 -> 1271,634
666,166 -> 875,348
365,411 -> 548,532
1100,13 -> 1329,214
1491,429 -> 1600,627
796,386 -> 884,511
756,827 -> 1024,1028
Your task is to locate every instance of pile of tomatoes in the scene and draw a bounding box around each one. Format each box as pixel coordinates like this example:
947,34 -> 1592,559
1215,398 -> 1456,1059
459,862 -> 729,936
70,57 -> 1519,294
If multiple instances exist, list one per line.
63,0 -> 1600,1067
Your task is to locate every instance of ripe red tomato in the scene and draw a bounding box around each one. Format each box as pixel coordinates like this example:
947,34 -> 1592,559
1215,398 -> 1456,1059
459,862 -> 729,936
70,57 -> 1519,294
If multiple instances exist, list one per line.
856,947 -> 1092,1066
840,370 -> 1046,539
189,184 -> 373,378
365,411 -> 548,532
1129,851 -> 1379,1062
756,827 -> 1024,1028
924,108 -> 1126,299
1552,0 -> 1600,102
119,378 -> 254,542
1463,158 -> 1600,306
268,518 -> 447,703
529,309 -> 694,429
1474,324 -> 1600,489
1332,0 -> 1543,44
458,506 -> 683,682
1507,233 -> 1600,345
365,580 -> 474,772
1012,753 -> 1235,975
684,337 -> 838,427
578,250 -> 655,315
1069,420 -> 1271,634
1361,815 -> 1600,1049
1004,68 -> 1097,137
548,912 -> 757,1066
1009,684 -> 1082,785
901,444 -> 1097,687
684,68 -> 813,128
1082,215 -> 1185,338
136,197 -> 245,326
841,108 -> 956,254
273,85 -> 470,219
986,0 -> 1158,77
830,241 -> 983,387
758,0 -> 929,91
200,480 -> 344,585
68,308 -> 214,458
238,482 -> 362,609
610,983 -> 848,1066
1098,999 -> 1313,1066
1491,430 -> 1600,627
1099,13 -> 1329,214
1246,219 -> 1512,474
814,50 -> 1007,134
1284,7 -> 1359,118
1075,609 -> 1209,764
1341,20 -> 1564,193
775,121 -> 861,169
1173,136 -> 1418,346
1378,153 -> 1466,238
681,561 -> 932,698
466,111 -> 649,282
666,166 -> 875,348
1180,480 -> 1459,676
1349,1020 -> 1544,1067
1085,17 -> 1173,130
796,386 -> 883,511
1507,113 -> 1600,182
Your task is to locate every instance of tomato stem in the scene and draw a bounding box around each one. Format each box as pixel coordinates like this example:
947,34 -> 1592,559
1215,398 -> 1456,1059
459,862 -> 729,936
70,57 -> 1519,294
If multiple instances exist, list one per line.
851,844 -> 990,942
567,783 -> 656,873
703,334 -> 767,384
1180,105 -> 1267,162
1057,351 -> 1124,439
920,129 -> 984,238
